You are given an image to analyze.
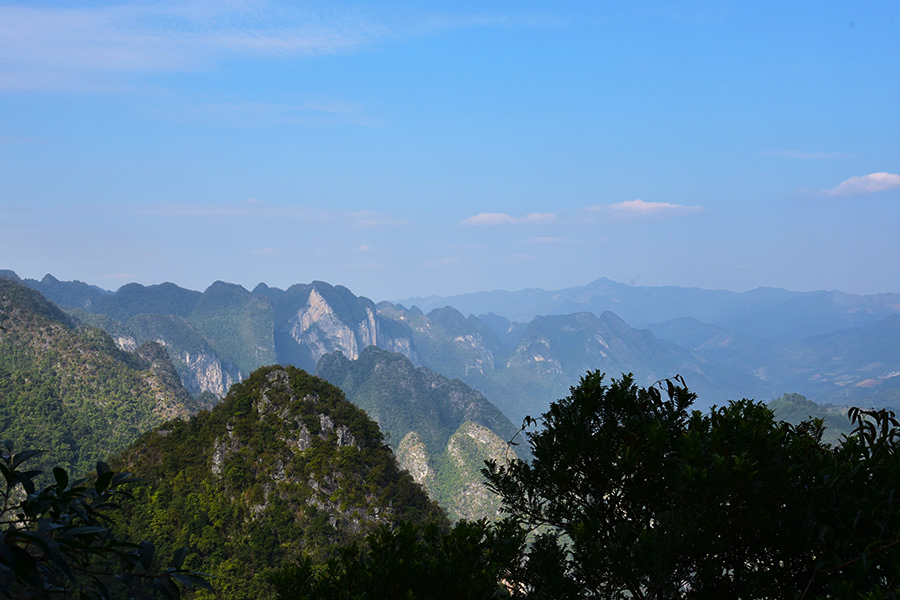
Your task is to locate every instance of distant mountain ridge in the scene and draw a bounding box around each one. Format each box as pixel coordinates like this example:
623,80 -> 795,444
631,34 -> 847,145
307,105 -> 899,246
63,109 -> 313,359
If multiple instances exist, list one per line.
397,278 -> 900,340
4,270 -> 900,426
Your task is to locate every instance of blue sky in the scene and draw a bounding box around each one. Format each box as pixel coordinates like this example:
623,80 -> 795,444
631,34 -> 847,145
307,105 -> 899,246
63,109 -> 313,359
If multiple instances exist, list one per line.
1,1 -> 898,301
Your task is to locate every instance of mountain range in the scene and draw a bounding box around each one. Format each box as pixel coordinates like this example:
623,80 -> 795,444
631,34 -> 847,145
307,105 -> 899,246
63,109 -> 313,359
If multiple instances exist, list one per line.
4,269 -> 900,423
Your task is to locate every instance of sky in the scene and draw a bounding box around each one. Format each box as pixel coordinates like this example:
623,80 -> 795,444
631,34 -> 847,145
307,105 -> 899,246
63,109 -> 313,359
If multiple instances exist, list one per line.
1,0 -> 899,301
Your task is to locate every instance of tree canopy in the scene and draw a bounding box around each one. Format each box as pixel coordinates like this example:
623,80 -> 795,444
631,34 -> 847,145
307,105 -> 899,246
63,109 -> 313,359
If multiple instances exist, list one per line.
0,442 -> 209,599
484,372 -> 900,599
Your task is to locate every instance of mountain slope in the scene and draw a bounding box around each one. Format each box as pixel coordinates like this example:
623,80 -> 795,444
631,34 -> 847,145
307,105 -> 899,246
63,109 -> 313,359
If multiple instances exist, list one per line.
113,365 -> 444,600
316,347 -> 519,520
0,278 -> 194,477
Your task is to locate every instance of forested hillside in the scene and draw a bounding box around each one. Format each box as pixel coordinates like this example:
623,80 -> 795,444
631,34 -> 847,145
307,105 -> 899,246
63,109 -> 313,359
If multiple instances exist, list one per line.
0,278 -> 196,477
317,346 -> 519,520
111,365 -> 444,599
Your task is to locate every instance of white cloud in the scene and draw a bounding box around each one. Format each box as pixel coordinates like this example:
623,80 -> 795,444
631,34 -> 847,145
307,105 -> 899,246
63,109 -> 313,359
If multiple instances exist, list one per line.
357,244 -> 373,252
596,199 -> 702,217
821,172 -> 900,197
0,2 -> 388,91
462,212 -> 556,225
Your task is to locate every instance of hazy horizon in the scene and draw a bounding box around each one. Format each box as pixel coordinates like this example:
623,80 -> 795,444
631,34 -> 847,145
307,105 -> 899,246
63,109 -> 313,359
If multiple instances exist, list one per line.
2,1 -> 898,300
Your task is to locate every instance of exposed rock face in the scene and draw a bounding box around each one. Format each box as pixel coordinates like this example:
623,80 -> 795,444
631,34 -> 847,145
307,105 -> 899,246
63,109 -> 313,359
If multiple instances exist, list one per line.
115,335 -> 138,352
287,288 -> 374,362
443,422 -> 512,521
180,348 -> 240,397
397,431 -> 434,490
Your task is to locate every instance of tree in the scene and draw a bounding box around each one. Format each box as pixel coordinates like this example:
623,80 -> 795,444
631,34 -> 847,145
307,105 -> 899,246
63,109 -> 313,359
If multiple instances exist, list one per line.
483,371 -> 900,599
0,441 -> 210,599
266,519 -> 527,600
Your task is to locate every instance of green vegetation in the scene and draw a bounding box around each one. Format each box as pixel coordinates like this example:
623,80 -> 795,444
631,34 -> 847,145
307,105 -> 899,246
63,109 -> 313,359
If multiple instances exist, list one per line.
111,365 -> 444,600
484,372 -> 900,599
187,281 -> 276,377
0,278 -> 193,479
317,347 -> 518,520
317,347 -> 516,455
0,443 -> 209,599
769,392 -> 853,444
266,519 -> 525,600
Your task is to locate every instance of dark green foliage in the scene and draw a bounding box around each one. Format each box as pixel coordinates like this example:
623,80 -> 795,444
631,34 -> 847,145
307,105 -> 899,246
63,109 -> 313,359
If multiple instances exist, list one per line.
266,519 -> 526,600
0,278 -> 193,479
484,372 -> 900,599
0,443 -> 209,599
112,365 -> 444,600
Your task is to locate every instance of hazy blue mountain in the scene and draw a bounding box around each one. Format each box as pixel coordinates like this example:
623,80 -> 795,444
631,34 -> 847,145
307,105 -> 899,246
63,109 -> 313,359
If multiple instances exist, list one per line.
396,278 -> 797,325
398,278 -> 900,342
645,317 -> 775,372
19,274 -> 201,323
648,314 -> 900,410
766,315 -> 900,403
476,311 -> 772,421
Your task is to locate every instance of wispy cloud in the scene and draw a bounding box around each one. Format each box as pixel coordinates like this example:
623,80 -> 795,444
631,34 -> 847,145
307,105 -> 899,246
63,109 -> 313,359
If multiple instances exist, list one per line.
0,1 -> 544,92
251,247 -> 284,256
589,199 -> 702,218
462,212 -> 556,226
762,150 -> 853,159
821,172 -> 900,197
186,99 -> 377,128
350,211 -> 411,228
0,1 -> 392,90
140,202 -> 329,220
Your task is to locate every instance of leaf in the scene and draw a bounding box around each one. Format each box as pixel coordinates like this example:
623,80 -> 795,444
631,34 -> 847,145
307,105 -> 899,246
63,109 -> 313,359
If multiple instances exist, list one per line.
172,546 -> 189,570
53,467 -> 69,489
12,449 -> 44,469
64,526 -> 109,537
154,575 -> 181,600
139,540 -> 156,570
171,572 -> 215,591
95,470 -> 114,494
